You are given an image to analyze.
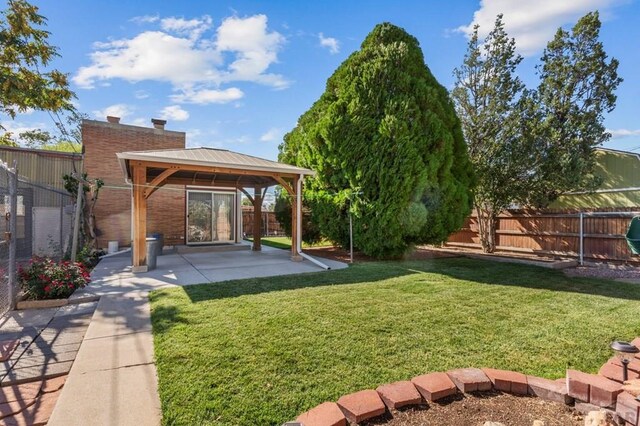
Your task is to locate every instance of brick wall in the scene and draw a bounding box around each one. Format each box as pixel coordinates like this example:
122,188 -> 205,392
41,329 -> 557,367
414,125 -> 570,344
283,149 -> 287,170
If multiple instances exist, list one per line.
82,119 -> 186,249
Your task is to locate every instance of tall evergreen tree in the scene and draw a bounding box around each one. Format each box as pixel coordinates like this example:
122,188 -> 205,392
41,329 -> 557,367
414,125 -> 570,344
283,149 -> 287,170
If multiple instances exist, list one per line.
452,15 -> 529,253
525,11 -> 622,206
279,22 -> 474,258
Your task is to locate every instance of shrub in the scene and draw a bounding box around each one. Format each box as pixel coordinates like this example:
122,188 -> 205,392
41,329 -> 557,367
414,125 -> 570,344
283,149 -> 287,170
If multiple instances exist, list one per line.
19,257 -> 90,300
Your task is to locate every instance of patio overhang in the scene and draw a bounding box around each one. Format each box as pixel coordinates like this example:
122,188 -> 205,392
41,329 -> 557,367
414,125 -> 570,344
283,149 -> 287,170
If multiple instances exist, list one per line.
116,147 -> 315,272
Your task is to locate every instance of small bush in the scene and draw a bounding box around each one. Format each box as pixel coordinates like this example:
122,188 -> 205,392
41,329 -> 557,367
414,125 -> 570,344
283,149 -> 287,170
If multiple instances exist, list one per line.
19,257 -> 91,300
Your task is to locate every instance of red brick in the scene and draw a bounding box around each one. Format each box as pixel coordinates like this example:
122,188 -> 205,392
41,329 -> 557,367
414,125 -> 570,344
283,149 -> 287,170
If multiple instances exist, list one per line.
40,375 -> 66,394
296,402 -> 346,426
589,375 -> 622,408
411,372 -> 457,402
527,376 -> 573,404
0,398 -> 36,419
609,356 -> 640,373
600,361 -> 640,383
337,390 -> 386,424
446,368 -> 492,393
482,368 -> 528,395
567,369 -> 591,401
0,340 -> 19,362
616,392 -> 640,425
83,120 -> 187,248
2,388 -> 61,425
0,382 -> 42,404
375,381 -> 422,409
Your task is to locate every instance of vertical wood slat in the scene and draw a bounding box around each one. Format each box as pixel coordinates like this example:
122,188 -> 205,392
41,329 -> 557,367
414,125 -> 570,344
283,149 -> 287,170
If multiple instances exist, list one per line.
446,209 -> 640,262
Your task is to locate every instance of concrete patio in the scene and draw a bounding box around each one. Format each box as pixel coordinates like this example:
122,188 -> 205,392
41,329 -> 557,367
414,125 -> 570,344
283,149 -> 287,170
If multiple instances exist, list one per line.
48,245 -> 347,425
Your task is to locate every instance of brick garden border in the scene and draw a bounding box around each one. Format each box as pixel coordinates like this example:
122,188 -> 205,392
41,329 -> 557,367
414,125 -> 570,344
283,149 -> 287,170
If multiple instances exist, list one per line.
287,337 -> 640,426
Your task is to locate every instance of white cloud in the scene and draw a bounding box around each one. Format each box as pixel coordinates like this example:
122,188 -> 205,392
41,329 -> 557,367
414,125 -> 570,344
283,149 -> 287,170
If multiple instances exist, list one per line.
92,103 -> 134,119
159,105 -> 190,121
608,128 -> 640,139
319,33 -> 340,54
170,87 -> 244,104
215,15 -> 289,88
160,15 -> 212,39
74,13 -> 289,96
134,90 -> 150,99
130,118 -> 148,127
260,127 -> 282,142
75,31 -> 222,89
130,14 -> 159,24
0,120 -> 47,137
457,0 -> 623,56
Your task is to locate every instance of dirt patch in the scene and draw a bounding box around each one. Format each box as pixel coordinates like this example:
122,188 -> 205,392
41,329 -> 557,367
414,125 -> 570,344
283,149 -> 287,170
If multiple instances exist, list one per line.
564,264 -> 640,280
363,392 -> 584,426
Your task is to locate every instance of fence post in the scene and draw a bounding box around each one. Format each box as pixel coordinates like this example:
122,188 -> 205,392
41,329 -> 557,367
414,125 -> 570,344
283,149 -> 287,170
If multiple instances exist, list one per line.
579,212 -> 584,266
8,161 -> 17,310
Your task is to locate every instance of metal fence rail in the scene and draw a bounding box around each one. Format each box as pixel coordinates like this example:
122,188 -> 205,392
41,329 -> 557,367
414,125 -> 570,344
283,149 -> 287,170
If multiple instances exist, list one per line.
446,208 -> 640,263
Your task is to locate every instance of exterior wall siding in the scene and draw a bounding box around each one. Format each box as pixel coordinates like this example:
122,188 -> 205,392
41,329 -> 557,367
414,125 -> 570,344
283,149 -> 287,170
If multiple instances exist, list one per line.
551,149 -> 640,208
82,120 -> 186,249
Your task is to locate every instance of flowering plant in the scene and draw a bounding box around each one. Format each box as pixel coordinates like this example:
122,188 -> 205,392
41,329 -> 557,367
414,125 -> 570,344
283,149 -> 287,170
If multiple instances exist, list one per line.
18,257 -> 90,300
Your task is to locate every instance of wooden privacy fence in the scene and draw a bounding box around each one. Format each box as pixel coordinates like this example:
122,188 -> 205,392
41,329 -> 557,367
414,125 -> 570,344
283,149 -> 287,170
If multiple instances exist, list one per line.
242,210 -> 286,237
446,208 -> 640,263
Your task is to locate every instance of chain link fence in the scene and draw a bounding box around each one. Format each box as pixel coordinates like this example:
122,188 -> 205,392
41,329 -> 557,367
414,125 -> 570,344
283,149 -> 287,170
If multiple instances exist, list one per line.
0,159 -> 75,316
0,160 -> 17,316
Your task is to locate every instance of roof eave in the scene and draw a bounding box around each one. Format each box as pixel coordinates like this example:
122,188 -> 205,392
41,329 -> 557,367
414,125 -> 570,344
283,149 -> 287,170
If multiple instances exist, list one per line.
116,152 -> 315,178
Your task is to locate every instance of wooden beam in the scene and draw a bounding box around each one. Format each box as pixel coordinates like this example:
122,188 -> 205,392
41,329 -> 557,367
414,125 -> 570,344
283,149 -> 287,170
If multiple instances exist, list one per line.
239,188 -> 254,204
162,176 -> 276,188
144,168 -> 178,199
273,176 -> 294,196
132,164 -> 148,271
130,160 -> 299,179
252,186 -> 262,251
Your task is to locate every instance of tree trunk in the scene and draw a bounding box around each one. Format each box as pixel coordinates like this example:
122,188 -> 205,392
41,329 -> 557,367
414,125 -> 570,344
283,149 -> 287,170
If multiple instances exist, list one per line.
476,206 -> 497,253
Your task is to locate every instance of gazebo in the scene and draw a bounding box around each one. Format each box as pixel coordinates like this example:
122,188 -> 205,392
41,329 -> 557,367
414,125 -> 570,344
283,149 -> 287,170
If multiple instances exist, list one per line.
116,147 -> 315,272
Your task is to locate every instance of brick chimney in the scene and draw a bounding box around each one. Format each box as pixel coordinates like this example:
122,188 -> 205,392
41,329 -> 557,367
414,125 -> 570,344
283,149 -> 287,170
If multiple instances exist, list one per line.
106,116 -> 120,124
151,118 -> 166,130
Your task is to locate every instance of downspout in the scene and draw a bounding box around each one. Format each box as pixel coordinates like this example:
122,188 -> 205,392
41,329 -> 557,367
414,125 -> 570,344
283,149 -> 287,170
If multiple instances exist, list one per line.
296,173 -> 331,270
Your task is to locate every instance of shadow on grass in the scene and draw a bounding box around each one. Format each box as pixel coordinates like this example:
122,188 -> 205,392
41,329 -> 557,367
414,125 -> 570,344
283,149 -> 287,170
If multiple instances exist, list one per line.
424,256 -> 640,301
181,261 -> 419,303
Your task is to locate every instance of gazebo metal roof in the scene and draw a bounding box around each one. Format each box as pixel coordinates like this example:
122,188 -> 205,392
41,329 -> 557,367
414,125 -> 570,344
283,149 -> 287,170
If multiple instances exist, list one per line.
117,147 -> 314,180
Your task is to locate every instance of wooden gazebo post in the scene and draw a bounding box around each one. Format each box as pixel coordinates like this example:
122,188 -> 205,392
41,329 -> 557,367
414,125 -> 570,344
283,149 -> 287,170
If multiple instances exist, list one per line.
252,186 -> 262,251
291,175 -> 302,261
132,162 -> 148,272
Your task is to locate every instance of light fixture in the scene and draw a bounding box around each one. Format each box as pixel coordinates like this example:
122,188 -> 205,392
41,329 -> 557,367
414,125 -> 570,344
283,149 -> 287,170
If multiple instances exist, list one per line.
611,341 -> 639,381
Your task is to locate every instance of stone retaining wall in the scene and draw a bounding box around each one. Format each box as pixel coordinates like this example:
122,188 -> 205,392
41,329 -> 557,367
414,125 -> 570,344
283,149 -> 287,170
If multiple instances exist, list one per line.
288,337 -> 640,426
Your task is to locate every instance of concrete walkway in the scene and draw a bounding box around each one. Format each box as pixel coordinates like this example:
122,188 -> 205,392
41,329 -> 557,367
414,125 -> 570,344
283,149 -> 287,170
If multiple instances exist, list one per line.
48,246 -> 346,425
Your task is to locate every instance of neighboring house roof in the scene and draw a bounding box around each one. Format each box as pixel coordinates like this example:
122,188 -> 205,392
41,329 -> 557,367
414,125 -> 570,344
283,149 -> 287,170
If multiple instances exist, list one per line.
116,147 -> 314,179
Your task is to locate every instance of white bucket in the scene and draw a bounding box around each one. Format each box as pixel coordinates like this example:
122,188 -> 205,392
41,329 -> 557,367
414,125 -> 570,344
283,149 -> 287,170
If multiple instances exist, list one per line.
108,241 -> 119,254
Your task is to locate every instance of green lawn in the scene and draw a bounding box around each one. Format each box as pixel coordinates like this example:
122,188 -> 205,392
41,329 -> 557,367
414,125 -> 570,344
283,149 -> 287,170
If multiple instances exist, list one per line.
247,236 -> 333,250
149,257 -> 640,425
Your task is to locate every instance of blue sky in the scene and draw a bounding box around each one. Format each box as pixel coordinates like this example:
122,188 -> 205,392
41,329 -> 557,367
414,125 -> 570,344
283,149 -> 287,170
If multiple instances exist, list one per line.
6,0 -> 640,159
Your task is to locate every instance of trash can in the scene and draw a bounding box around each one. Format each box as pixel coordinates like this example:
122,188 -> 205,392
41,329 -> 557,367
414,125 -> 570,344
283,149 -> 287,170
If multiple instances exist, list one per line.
148,233 -> 164,256
146,237 -> 159,271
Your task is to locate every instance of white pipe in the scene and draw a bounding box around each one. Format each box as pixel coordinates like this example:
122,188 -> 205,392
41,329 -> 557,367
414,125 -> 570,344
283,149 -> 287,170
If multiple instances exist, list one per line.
296,173 -> 331,270
99,248 -> 131,259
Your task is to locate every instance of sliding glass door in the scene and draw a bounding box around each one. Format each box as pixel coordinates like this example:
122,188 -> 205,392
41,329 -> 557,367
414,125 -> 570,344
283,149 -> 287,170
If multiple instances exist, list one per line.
186,190 -> 235,244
